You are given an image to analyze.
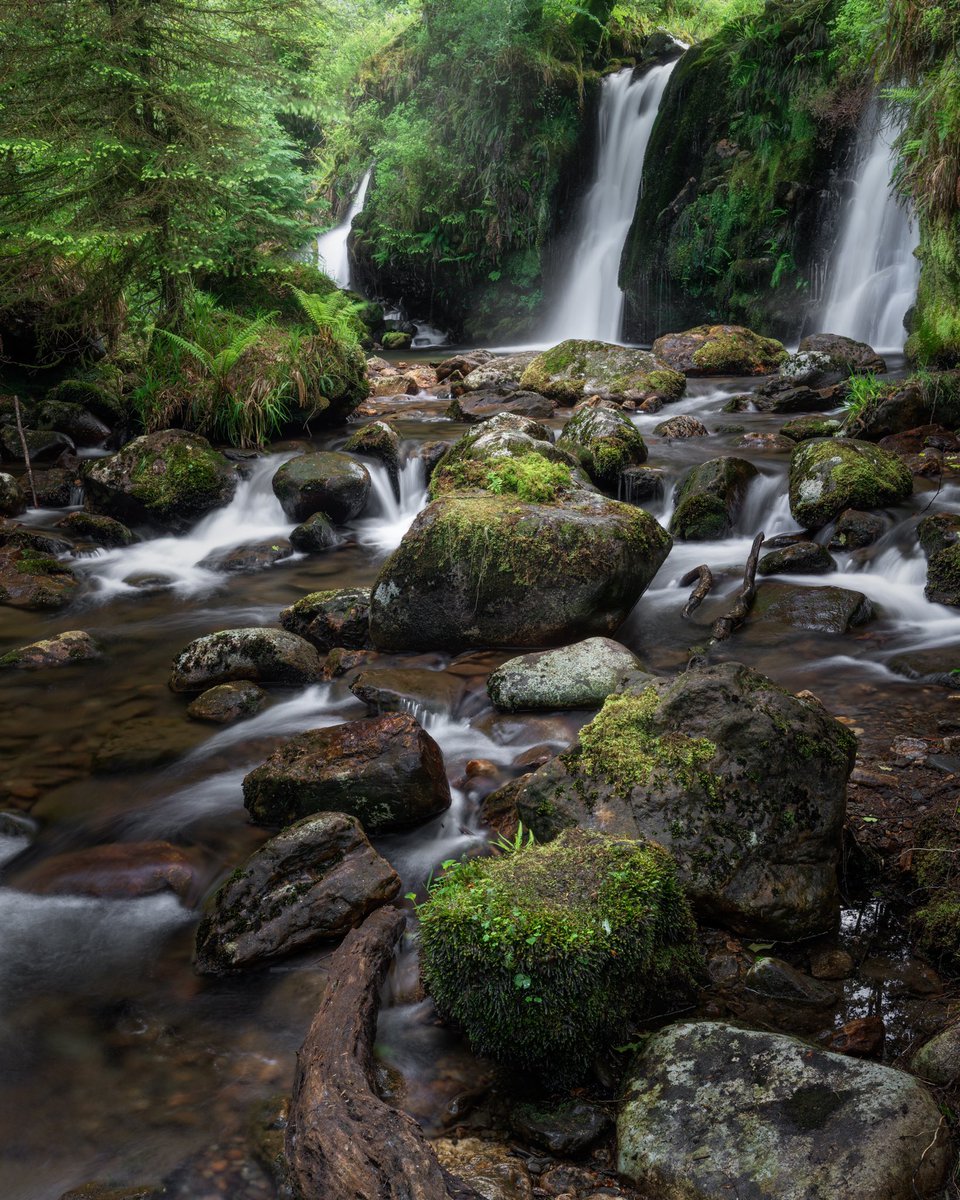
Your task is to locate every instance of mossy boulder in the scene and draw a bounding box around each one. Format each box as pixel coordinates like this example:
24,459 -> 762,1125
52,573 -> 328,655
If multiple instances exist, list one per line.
186,681 -> 268,724
513,662 -> 856,939
487,637 -> 645,712
925,544 -> 960,606
0,544 -> 80,611
369,492 -> 672,652
35,400 -> 110,446
289,512 -> 337,554
418,828 -> 700,1083
652,325 -> 788,376
828,509 -> 887,551
84,430 -> 237,532
0,629 -> 101,670
780,416 -> 843,443
520,340 -> 685,405
381,330 -> 412,350
798,333 -> 887,376
169,627 -> 322,692
46,370 -> 125,426
670,456 -> 758,540
271,451 -> 370,524
788,438 -> 913,530
918,512 -> 960,559
343,420 -> 401,497
556,399 -> 648,491
0,426 -> 75,462
31,468 -> 75,508
0,472 -> 25,517
279,587 -> 371,651
55,511 -> 138,548
429,413 -> 576,500
462,352 -> 538,393
757,542 -> 836,576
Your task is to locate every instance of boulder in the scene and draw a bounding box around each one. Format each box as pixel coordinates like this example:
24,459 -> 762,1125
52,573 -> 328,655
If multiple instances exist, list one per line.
279,587 -> 371,651
757,542 -> 836,575
55,511 -> 138,547
243,713 -> 451,831
289,513 -> 337,553
653,414 -> 709,438
0,426 -> 75,462
780,416 -> 843,442
788,438 -> 912,529
774,350 -> 833,387
620,465 -> 665,505
271,451 -> 370,523
652,325 -> 788,376
197,539 -> 292,574
520,340 -> 685,405
1,526 -> 74,556
84,430 -> 236,531
193,812 -> 401,974
0,472 -> 25,516
918,512 -> 960,559
828,508 -> 888,551
487,637 -> 644,712
31,467 -> 75,508
462,352 -> 538,393
912,1024 -> 960,1087
434,351 -> 493,383
617,1021 -> 950,1200
888,647 -> 960,689
743,956 -> 836,1006
925,544 -> 960,606
847,379 -> 960,440
0,543 -> 79,610
446,391 -> 556,422
35,399 -> 111,445
513,662 -> 856,938
752,386 -> 839,414
670,456 -> 758,540
507,1099 -> 611,1157
0,629 -> 101,669
753,582 -> 874,634
13,842 -> 197,901
343,421 -> 401,496
169,627 -> 322,692
349,668 -> 466,718
428,413 -> 573,499
798,332 -> 887,375
556,399 -> 647,491
186,681 -> 268,724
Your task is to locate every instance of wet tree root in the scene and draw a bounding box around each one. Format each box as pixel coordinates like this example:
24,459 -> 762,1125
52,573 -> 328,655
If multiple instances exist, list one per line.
711,531 -> 764,643
679,564 -> 715,618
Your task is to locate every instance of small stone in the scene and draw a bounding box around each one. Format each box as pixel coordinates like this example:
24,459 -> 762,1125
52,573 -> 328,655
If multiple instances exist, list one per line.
808,947 -> 854,980
289,513 -> 337,553
744,956 -> 837,1006
820,1016 -> 884,1058
186,682 -> 268,724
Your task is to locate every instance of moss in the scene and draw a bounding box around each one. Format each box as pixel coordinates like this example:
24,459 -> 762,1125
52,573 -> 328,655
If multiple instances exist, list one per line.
906,215 -> 960,366
790,439 -> 913,529
645,369 -> 686,401
15,549 -> 67,577
127,437 -> 231,521
690,328 -> 788,374
485,454 -> 573,504
926,545 -> 960,604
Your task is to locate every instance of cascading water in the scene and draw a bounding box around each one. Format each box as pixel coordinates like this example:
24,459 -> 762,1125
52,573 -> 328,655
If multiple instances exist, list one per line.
819,109 -> 920,351
543,58 -> 681,344
315,168 -> 372,290
353,455 -> 429,553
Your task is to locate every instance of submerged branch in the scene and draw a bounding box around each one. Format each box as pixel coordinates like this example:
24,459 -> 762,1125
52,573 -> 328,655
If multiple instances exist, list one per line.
711,531 -> 764,643
679,564 -> 715,618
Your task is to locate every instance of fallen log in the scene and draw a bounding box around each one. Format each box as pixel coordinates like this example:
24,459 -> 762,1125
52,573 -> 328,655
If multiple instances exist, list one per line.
285,904 -> 480,1200
679,564 -> 715,618
711,531 -> 764,643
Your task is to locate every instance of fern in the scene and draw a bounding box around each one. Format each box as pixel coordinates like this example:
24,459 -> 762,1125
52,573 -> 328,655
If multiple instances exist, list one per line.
154,311 -> 277,397
290,286 -> 365,349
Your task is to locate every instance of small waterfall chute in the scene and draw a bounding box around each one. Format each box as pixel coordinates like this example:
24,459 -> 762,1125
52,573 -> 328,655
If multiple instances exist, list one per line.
315,168 -> 372,291
353,455 -> 429,553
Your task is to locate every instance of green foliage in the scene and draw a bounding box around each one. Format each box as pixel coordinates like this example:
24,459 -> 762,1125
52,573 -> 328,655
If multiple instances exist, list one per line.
484,453 -> 573,503
290,286 -> 366,350
841,371 -> 888,419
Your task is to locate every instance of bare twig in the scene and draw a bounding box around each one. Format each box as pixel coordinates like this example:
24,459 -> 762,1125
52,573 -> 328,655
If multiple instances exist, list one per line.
12,395 -> 37,508
679,564 -> 715,618
711,531 -> 764,642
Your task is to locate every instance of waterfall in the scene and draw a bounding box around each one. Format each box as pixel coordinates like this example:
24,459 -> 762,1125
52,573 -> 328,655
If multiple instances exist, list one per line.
543,59 -> 681,345
819,110 -> 919,351
315,168 -> 372,290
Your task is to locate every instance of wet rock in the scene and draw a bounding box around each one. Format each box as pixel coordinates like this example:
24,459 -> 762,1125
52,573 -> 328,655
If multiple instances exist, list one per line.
556,399 -> 648,491
194,811 -> 401,974
514,662 -> 856,939
757,542 -> 836,576
775,349 -> 833,386
670,456 -> 758,540
828,508 -> 887,551
123,572 -> 176,592
279,587 -> 371,651
169,627 -> 322,692
350,667 -> 466,717
197,538 -> 292,574
289,512 -> 337,553
652,324 -> 788,376
0,472 -> 25,516
850,380 -> 960,440
322,647 -> 379,679
752,385 -> 839,415
243,712 -> 451,830
925,544 -> 960,606
653,414 -> 709,438
343,420 -> 401,495
821,1016 -> 885,1058
0,543 -> 79,610
521,340 -> 685,404
912,1023 -> 960,1086
84,429 -> 236,531
13,842 -> 197,900
58,1186 -> 158,1200
1,526 -> 74,556
381,330 -> 412,350
780,415 -> 843,442
31,467 -> 75,507
435,351 -> 493,383
462,352 -> 538,393
271,451 -> 370,523
186,681 -> 268,724
617,1021 -> 950,1200
369,492 -> 671,653
487,637 -> 644,712
433,1138 -> 533,1200
788,438 -> 912,529
508,1099 -> 611,1156
55,511 -> 138,547
619,465 -> 665,505
798,332 -> 887,376
917,511 -> 960,559
420,440 -> 454,480
809,946 -> 854,980
36,400 -> 111,446
888,647 -> 960,688
93,718 -> 197,772
0,629 -> 101,669
1,426 -> 75,462
447,391 -> 556,422
736,432 -> 795,453
753,582 -> 874,634
744,956 -> 836,1006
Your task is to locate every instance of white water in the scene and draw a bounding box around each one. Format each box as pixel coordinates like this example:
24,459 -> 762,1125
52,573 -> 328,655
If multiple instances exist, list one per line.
353,456 -> 428,553
820,110 -> 920,352
411,322 -> 450,349
543,60 -> 680,344
315,168 -> 372,290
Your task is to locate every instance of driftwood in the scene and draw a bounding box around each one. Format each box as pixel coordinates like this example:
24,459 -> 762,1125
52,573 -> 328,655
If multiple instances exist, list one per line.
679,564 -> 715,618
711,531 -> 764,642
13,395 -> 37,508
285,905 -> 480,1200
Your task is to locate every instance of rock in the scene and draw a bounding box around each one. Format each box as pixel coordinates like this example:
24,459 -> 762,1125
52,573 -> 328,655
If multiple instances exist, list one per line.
58,1184 -> 158,1200
279,587 -> 371,651
520,340 -> 685,405
0,543 -> 79,610
888,647 -> 960,688
271,451 -> 370,523
757,542 -> 836,575
798,332 -> 887,375
169,627 -> 322,692
848,380 -> 960,440
809,946 -> 854,980
435,351 -> 493,382
429,413 -> 576,499
186,681 -> 268,724
349,668 -> 466,718
925,544 -> 960,606
289,512 -> 337,553
918,512 -> 960,559
752,385 -> 839,414
508,1100 -> 611,1157
31,467 -> 75,507
0,426 -> 75,462
617,1021 -> 950,1200
912,1024 -> 960,1086
243,713 -> 451,830
653,414 -> 709,438
35,400 -> 111,445
193,812 -> 401,974
487,638 -> 644,712
93,718 -> 197,773
55,511 -> 138,547
197,538 -> 292,574
670,456 -> 758,540
652,324 -> 788,376
0,629 -> 101,669
84,430 -> 236,531
753,582 -> 874,634
322,647 -> 378,679
432,1139 -> 533,1200
620,466 -> 665,504
513,663 -> 856,939
462,352 -> 538,392
343,421 -> 401,496
13,842 -> 197,900
381,330 -> 412,350
822,1016 -> 885,1058
780,416 -> 843,442
828,508 -> 887,551
368,492 -> 672,652
775,349 -> 833,386
744,956 -> 836,1006
788,438 -> 912,529
556,399 -> 648,490
0,472 -> 25,516
0,526 -> 74,556
447,391 -> 556,422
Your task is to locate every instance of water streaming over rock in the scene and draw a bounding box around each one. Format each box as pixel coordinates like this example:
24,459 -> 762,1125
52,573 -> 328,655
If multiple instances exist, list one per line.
354,455 -> 429,553
314,168 -> 372,290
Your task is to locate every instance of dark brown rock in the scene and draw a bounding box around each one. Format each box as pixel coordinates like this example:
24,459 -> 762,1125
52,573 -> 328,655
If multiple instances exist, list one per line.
13,842 -> 198,901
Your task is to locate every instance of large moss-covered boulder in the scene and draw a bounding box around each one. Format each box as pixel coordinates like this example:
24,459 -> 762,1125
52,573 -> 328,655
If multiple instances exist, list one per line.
652,325 -> 787,376
487,637 -> 644,712
556,399 -> 647,491
84,430 -> 236,532
925,544 -> 960,606
419,828 -> 700,1083
617,1022 -> 951,1200
279,587 -> 371,651
513,662 -> 856,938
0,544 -> 80,611
271,451 -> 370,523
520,340 -> 685,405
429,413 -> 575,499
169,627 -> 322,692
789,438 -> 913,529
670,456 -> 758,540
369,492 -> 672,652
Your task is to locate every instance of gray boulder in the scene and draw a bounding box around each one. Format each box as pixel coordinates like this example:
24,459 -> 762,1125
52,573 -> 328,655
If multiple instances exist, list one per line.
487,638 -> 644,712
462,351 -> 538,392
798,332 -> 886,375
757,542 -> 836,575
271,451 -> 370,523
912,1023 -> 960,1086
169,627 -> 321,692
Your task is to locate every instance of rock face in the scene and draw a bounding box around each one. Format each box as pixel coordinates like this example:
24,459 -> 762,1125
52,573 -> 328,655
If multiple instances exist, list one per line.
617,1022 -> 951,1200
798,332 -> 887,375
0,629 -> 101,669
670,457 -> 758,540
279,588 -> 372,651
271,451 -> 371,523
186,681 -> 267,724
368,492 -> 672,652
652,325 -> 788,376
243,713 -> 451,831
487,638 -> 644,712
556,400 -> 647,491
520,340 -> 685,405
0,544 -> 80,611
169,627 -> 322,692
194,812 -> 401,974
789,438 -> 913,529
0,472 -> 25,516
84,430 -> 237,532
514,663 -> 856,938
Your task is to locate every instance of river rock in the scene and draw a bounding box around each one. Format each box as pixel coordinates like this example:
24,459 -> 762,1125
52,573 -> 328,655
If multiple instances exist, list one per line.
849,380 -> 960,440
670,456 -> 758,540
556,399 -> 647,490
0,472 -> 25,516
368,491 -> 672,652
289,512 -> 337,553
343,420 -> 401,497
429,412 -> 572,497
13,842 -> 197,901
828,508 -> 888,550
462,352 -> 538,392
31,467 -> 75,507
620,465 -> 665,504
757,542 -> 836,575
513,662 -> 855,938
888,647 -> 960,688
446,391 -> 556,422
243,712 -> 451,830
197,538 -> 292,574
433,1138 -> 532,1200
279,587 -> 371,650
775,349 -> 833,386
0,629 -> 101,669
93,718 -> 199,773
55,511 -> 138,547
925,544 -> 960,606
36,400 -> 111,446
744,956 -> 836,1006
788,438 -> 912,529
508,1099 -> 611,1157
918,512 -> 960,559
912,1023 -> 960,1086
186,681 -> 268,724
435,351 -> 492,382
617,1021 -> 950,1200
752,385 -> 839,414
271,451 -> 370,523
169,627 -> 322,692
753,582 -> 874,633
1,527 -> 74,556
193,812 -> 401,974
652,324 -> 788,376
349,668 -> 466,718
798,332 -> 887,375
780,415 -> 843,442
653,414 -> 709,438
487,637 -> 644,712
0,543 -> 79,610
0,426 -> 75,462
520,340 -> 685,404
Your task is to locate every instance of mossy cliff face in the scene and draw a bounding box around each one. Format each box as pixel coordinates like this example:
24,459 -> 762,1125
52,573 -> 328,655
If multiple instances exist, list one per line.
788,437 -> 913,529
